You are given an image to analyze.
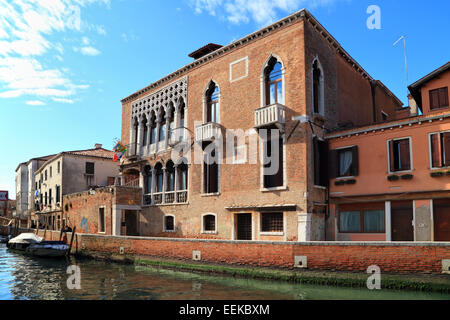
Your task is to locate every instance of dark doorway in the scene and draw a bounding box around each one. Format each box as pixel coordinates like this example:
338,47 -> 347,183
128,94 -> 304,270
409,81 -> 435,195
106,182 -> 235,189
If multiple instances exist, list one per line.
236,213 -> 252,240
391,201 -> 414,241
433,199 -> 450,241
123,210 -> 139,236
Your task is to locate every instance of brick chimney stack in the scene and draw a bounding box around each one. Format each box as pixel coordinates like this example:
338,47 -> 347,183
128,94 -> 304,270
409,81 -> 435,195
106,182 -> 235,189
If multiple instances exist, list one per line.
94,144 -> 102,149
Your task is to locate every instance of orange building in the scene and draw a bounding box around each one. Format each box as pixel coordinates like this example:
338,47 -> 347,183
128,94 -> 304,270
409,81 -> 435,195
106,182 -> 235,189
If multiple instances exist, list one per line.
327,62 -> 450,242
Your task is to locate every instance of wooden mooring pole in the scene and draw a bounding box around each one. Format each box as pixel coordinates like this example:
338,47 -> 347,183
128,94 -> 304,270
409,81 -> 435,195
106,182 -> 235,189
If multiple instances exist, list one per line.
67,226 -> 76,256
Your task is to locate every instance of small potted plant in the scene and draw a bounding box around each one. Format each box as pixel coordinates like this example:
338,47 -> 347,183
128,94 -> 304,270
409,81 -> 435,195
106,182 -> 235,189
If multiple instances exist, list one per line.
387,174 -> 400,181
431,171 -> 444,178
334,180 -> 346,186
401,174 -> 414,180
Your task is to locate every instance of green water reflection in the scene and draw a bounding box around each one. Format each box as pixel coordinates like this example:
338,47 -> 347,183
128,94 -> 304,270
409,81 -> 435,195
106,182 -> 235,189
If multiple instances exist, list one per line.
0,244 -> 449,300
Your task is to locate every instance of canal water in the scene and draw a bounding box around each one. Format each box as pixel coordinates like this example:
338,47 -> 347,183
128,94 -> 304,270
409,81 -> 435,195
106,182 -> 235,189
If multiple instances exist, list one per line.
0,244 -> 449,300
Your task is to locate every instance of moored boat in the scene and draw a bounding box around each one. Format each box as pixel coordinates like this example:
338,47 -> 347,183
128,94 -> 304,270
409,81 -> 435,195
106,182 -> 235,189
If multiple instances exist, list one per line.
26,241 -> 70,257
7,233 -> 42,251
7,233 -> 70,258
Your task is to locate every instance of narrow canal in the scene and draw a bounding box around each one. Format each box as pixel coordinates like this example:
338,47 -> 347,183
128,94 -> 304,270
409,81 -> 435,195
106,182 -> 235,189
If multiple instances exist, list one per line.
0,244 -> 449,300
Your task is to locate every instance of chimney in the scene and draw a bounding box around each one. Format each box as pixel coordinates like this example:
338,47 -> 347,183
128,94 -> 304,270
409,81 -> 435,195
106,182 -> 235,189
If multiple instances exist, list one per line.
408,94 -> 418,117
188,43 -> 223,60
94,144 -> 102,149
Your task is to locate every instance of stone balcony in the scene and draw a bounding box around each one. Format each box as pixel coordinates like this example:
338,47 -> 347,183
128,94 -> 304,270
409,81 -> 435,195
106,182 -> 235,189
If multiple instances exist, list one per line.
195,122 -> 222,143
254,103 -> 286,131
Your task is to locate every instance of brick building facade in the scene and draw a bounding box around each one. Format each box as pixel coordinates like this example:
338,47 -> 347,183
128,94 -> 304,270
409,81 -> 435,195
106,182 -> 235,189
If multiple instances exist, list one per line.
113,9 -> 403,241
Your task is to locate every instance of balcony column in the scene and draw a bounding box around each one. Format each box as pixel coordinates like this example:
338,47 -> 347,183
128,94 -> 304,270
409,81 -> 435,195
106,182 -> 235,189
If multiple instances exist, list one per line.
162,167 -> 167,204
174,164 -> 179,202
164,112 -> 170,150
136,116 -> 144,155
146,118 -> 152,155
155,118 -> 161,152
150,168 -> 156,205
139,166 -> 144,190
173,108 -> 180,143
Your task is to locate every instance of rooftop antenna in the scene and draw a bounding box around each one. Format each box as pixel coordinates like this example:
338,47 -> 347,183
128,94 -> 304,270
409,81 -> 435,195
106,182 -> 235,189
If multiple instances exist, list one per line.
393,35 -> 409,101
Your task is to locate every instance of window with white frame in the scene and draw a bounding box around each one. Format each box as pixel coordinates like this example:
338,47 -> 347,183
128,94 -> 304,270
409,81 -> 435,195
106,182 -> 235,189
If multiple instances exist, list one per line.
387,138 -> 412,173
430,131 -> 450,168
164,215 -> 175,232
98,207 -> 105,233
202,214 -> 217,233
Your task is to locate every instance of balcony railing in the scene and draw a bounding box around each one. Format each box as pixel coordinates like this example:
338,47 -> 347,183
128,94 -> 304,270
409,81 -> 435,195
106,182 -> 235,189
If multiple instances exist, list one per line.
195,122 -> 222,143
142,190 -> 188,206
153,192 -> 163,205
124,178 -> 140,188
164,192 -> 175,204
254,103 -> 286,129
176,190 -> 188,203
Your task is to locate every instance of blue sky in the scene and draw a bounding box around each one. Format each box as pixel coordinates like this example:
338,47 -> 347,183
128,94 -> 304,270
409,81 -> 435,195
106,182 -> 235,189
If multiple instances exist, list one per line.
1,0 -> 449,198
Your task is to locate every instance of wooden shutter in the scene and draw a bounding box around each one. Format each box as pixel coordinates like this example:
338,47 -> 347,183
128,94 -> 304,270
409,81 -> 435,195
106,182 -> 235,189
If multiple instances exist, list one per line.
444,132 -> 450,167
328,149 -> 338,179
430,90 -> 439,109
399,139 -> 411,170
389,140 -> 395,172
439,87 -> 449,107
431,133 -> 443,168
351,146 -> 359,176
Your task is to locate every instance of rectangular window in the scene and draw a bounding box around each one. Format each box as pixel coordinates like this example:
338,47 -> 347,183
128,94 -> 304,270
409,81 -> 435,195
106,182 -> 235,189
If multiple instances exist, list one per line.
45,170 -> 47,180
203,215 -> 216,232
313,137 -> 329,186
263,130 -> 284,188
429,87 -> 449,110
339,203 -> 385,233
388,138 -> 411,172
57,161 -> 60,174
56,185 -> 60,203
44,192 -> 47,206
340,211 -> 361,232
203,146 -> 219,194
86,162 -> 95,175
430,132 -> 450,168
49,188 -> 52,205
165,216 -> 174,232
261,212 -> 283,232
330,146 -> 359,178
50,166 -> 52,178
98,207 -> 105,233
364,210 -> 385,233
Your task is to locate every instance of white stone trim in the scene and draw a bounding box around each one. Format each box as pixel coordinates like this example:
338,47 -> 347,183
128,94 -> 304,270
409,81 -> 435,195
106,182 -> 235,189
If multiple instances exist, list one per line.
229,56 -> 249,83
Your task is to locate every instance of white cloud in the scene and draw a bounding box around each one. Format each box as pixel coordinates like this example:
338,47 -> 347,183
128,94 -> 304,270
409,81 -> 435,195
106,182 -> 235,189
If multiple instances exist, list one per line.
80,46 -> 101,56
26,100 -> 45,106
190,0 -> 342,26
52,97 -> 74,104
0,0 -> 108,102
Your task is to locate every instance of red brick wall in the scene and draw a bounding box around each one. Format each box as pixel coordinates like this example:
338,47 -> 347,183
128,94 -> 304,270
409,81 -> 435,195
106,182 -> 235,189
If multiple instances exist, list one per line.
38,230 -> 450,274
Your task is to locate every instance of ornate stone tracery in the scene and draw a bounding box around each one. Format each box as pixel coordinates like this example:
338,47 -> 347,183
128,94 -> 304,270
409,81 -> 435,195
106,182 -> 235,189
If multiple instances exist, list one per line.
129,77 -> 188,155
